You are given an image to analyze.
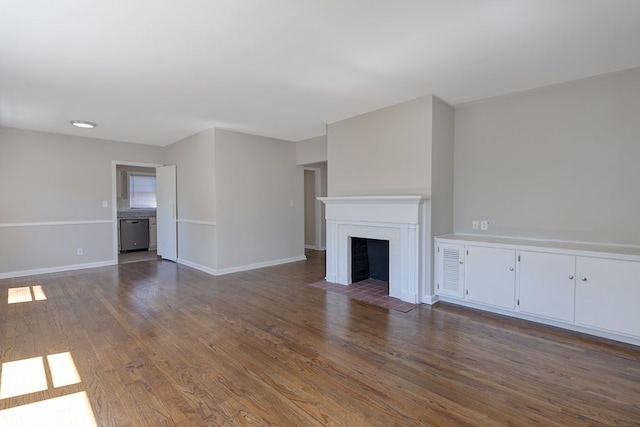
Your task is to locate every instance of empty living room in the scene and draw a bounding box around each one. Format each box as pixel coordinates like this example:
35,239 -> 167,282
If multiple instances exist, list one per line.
1,1 -> 640,425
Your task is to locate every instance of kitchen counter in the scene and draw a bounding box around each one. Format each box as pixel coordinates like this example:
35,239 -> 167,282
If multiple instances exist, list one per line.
117,210 -> 156,219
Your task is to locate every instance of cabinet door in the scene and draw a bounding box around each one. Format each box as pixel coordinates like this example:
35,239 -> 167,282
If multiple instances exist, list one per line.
435,243 -> 465,298
466,246 -> 516,309
149,218 -> 158,249
576,257 -> 640,338
116,170 -> 129,199
518,251 -> 575,322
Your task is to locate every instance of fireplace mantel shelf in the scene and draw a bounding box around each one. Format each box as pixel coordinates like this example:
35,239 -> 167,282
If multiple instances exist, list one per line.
319,195 -> 429,205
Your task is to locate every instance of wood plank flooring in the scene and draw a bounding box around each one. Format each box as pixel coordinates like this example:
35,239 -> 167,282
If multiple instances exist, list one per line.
1,250 -> 639,426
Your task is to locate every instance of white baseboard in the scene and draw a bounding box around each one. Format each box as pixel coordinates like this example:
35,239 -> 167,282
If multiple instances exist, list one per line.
305,245 -> 326,251
422,294 -> 439,305
177,255 -> 307,277
0,260 -> 115,279
400,290 -> 419,304
176,258 -> 217,276
436,296 -> 640,347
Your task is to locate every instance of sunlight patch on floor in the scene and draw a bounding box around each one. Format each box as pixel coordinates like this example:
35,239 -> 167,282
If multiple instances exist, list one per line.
47,352 -> 81,388
7,285 -> 47,304
32,285 -> 47,301
7,286 -> 32,304
0,351 -> 97,426
0,352 -> 82,399
0,357 -> 47,399
0,391 -> 97,427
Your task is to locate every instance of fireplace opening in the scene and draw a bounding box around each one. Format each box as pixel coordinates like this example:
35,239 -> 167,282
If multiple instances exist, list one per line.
351,237 -> 389,286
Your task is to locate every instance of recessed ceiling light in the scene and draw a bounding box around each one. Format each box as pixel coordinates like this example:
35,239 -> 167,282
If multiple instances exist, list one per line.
70,120 -> 97,129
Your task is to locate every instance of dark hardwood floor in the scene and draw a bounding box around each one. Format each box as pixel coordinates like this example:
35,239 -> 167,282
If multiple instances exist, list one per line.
1,250 -> 639,426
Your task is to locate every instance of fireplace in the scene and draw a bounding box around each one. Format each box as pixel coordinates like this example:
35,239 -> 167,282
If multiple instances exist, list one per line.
351,237 -> 389,284
319,196 -> 430,303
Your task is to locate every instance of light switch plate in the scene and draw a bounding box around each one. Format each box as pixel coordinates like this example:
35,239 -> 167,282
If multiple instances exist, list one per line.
480,220 -> 489,231
472,220 -> 479,230
102,200 -> 108,208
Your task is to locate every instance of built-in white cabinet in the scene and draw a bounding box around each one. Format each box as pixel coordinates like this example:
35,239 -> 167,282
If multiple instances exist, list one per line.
466,246 -> 516,309
435,243 -> 464,298
575,257 -> 640,338
518,251 -> 576,322
434,235 -> 640,346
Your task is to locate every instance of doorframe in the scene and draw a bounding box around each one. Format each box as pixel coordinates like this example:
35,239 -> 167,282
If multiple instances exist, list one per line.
304,167 -> 322,251
111,160 -> 164,264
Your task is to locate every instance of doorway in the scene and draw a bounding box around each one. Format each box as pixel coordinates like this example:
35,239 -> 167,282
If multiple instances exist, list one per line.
112,161 -> 163,264
303,162 -> 327,251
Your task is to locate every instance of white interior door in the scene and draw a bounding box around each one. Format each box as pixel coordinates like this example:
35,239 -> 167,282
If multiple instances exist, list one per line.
156,165 -> 177,261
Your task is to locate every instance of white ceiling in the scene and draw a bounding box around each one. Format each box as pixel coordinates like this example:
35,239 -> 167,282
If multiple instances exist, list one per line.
2,1 -> 640,146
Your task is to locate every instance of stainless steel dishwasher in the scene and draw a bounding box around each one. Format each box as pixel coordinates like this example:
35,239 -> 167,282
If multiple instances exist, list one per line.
120,218 -> 150,251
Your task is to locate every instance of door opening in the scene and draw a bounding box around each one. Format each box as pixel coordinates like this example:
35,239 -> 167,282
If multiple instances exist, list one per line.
111,161 -> 164,265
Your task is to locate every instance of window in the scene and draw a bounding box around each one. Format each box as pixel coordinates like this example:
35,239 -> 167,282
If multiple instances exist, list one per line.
129,174 -> 157,209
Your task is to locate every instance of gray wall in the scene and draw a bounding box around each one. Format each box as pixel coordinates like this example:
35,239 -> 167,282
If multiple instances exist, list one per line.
430,97 -> 455,239
7,65 -> 634,279
214,128 -> 304,270
327,96 -> 432,196
325,95 -> 454,299
1,125 -> 306,277
296,135 -> 327,165
164,129 -> 217,270
454,67 -> 640,245
0,127 -> 164,276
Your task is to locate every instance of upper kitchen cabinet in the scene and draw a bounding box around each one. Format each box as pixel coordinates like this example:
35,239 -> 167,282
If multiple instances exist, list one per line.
116,170 -> 128,199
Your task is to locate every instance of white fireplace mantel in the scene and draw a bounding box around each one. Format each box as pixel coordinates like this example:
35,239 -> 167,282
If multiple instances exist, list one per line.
319,195 -> 430,304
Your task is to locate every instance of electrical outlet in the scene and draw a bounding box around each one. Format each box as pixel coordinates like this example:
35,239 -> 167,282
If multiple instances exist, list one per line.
480,220 -> 489,231
77,248 -> 83,256
472,220 -> 479,230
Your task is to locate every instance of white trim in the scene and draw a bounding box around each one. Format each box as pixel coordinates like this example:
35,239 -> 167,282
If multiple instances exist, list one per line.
437,234 -> 640,261
453,232 -> 640,250
176,258 -> 217,276
177,219 -> 217,226
114,161 -> 164,168
214,255 -> 307,275
422,294 -> 439,305
177,255 -> 307,277
319,195 -> 426,204
0,220 -> 111,228
437,295 -> 640,347
0,260 -> 114,279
